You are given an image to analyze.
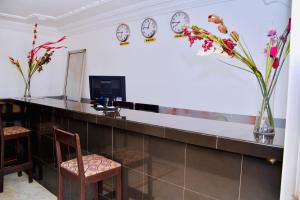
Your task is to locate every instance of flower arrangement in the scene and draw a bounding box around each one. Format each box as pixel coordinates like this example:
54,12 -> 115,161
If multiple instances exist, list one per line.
9,22 -> 67,97
183,15 -> 291,137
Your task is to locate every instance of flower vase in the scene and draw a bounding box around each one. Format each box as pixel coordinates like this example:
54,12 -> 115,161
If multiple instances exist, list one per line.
24,80 -> 31,98
253,93 -> 275,144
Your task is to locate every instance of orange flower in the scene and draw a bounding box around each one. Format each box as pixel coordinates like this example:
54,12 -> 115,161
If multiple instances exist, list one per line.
230,31 -> 239,42
9,57 -> 20,69
208,15 -> 223,24
218,24 -> 228,34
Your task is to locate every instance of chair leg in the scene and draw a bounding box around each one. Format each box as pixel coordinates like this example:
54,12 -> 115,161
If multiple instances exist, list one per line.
93,182 -> 99,200
80,184 -> 86,200
0,172 -> 3,193
18,171 -> 22,177
115,169 -> 122,200
27,134 -> 33,183
27,169 -> 33,183
16,140 -> 23,177
98,181 -> 103,196
57,171 -> 64,200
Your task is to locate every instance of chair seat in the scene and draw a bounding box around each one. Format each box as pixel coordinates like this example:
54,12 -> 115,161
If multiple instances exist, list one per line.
3,126 -> 30,137
61,154 -> 121,177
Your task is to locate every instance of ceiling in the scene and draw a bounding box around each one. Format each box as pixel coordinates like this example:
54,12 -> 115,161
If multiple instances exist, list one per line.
0,0 -> 148,27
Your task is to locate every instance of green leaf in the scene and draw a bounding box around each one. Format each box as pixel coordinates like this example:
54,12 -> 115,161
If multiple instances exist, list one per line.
218,59 -> 254,74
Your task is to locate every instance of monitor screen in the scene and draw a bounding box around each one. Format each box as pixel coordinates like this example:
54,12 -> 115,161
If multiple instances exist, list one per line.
89,76 -> 126,102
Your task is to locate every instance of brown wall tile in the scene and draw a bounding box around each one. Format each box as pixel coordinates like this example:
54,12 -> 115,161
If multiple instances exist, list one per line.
144,136 -> 185,187
143,175 -> 183,200
126,121 -> 164,138
165,128 -> 216,149
122,167 -> 144,200
186,145 -> 241,200
184,190 -> 218,200
113,128 -> 144,172
39,135 -> 55,166
73,111 -> 97,124
87,123 -> 113,158
218,138 -> 283,161
240,156 -> 282,200
69,119 -> 88,150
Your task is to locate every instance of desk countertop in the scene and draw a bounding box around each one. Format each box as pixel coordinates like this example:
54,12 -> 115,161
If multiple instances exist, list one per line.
12,97 -> 284,161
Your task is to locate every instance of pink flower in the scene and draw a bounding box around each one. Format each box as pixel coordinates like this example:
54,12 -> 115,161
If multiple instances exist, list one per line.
202,40 -> 214,52
183,27 -> 203,46
267,29 -> 277,37
222,38 -> 236,56
272,58 -> 279,69
270,47 -> 277,58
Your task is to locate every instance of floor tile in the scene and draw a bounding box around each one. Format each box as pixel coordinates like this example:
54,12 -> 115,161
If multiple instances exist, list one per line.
0,173 -> 56,200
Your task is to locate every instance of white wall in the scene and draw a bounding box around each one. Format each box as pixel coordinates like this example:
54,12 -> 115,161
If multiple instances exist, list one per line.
66,0 -> 291,117
0,20 -> 67,98
0,0 -> 291,117
280,0 -> 300,198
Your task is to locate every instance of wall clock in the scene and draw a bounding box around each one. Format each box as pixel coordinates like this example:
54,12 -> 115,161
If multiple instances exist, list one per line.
116,24 -> 130,42
170,11 -> 190,34
141,18 -> 157,38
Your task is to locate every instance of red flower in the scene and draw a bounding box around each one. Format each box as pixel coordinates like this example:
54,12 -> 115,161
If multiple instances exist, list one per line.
222,38 -> 236,56
183,27 -> 191,37
270,47 -> 277,58
183,28 -> 203,46
188,36 -> 202,46
272,57 -> 279,69
202,39 -> 214,52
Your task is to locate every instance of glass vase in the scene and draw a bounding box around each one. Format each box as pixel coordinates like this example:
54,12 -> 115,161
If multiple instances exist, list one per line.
253,93 -> 275,144
24,79 -> 31,98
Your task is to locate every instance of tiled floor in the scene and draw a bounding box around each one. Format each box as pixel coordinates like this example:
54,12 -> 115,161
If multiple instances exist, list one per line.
0,173 -> 56,200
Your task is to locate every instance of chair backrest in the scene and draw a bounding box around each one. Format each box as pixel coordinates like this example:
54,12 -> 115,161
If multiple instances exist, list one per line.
135,103 -> 159,113
53,127 -> 84,178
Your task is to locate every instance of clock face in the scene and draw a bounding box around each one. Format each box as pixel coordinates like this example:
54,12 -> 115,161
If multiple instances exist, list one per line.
116,24 -> 130,42
170,11 -> 190,33
141,18 -> 157,38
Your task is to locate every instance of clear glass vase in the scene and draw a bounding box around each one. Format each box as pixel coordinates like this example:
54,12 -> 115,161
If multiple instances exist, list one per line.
24,79 -> 31,98
253,93 -> 275,144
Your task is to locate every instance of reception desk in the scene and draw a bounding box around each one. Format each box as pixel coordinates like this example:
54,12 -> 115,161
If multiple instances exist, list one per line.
2,97 -> 284,200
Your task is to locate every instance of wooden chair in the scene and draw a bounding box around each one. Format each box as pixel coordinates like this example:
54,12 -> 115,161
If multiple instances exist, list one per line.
0,104 -> 33,193
54,127 -> 122,200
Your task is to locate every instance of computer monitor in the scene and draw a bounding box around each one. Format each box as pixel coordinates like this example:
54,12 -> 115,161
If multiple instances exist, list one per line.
89,76 -> 126,104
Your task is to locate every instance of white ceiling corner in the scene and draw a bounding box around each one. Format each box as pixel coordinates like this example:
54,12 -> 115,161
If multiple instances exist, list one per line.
0,0 -> 125,25
0,0 -> 291,35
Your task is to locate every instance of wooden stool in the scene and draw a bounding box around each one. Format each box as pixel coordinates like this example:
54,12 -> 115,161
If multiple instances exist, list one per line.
54,127 -> 122,200
0,106 -> 33,193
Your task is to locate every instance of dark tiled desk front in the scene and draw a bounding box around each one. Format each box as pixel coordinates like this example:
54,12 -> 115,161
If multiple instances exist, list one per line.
9,98 -> 284,200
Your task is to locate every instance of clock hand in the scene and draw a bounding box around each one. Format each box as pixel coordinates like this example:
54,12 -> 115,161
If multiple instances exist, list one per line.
142,23 -> 150,29
117,31 -> 123,38
172,21 -> 180,27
